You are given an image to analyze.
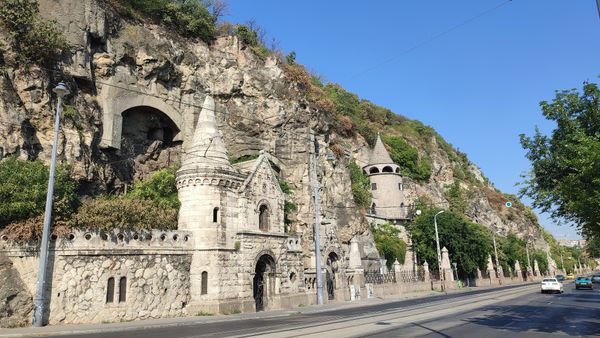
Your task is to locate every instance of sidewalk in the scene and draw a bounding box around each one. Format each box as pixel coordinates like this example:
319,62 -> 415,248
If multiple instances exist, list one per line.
0,282 -> 535,338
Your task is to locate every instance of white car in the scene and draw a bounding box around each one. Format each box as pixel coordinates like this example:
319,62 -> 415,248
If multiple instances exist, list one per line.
541,277 -> 564,294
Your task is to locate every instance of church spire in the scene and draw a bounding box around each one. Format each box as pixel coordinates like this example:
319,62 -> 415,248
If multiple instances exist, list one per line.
370,133 -> 393,164
180,95 -> 232,171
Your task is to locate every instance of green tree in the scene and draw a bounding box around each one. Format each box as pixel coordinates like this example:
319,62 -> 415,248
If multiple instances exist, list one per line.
497,233 -> 527,273
444,180 -> 467,214
0,157 -> 78,227
408,208 -> 492,277
128,165 -> 180,209
520,81 -> 600,240
371,223 -> 406,269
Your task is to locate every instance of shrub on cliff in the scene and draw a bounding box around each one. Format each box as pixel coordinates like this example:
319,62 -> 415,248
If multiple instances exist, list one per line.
0,0 -> 68,65
383,136 -> 432,181
0,157 -> 78,228
115,0 -> 216,42
348,161 -> 371,210
70,197 -> 177,231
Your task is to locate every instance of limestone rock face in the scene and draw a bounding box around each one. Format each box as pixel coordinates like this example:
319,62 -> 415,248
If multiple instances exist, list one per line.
0,253 -> 33,327
0,0 -> 549,282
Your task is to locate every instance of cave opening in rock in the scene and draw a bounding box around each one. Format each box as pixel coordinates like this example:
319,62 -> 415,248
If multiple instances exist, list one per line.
121,105 -> 179,152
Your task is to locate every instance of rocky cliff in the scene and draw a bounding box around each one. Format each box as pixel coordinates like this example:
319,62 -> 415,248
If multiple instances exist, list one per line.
0,0 -> 549,257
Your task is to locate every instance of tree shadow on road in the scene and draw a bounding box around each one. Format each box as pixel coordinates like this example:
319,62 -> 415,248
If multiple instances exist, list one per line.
464,292 -> 600,337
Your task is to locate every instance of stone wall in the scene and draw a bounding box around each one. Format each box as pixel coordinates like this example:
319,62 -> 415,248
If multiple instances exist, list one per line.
0,230 -> 193,325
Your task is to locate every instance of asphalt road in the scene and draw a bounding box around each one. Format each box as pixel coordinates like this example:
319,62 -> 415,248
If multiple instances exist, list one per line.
365,281 -> 600,338
8,282 -> 600,338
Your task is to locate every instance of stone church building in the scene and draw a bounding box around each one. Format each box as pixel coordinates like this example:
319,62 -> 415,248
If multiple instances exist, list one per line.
175,96 -> 306,314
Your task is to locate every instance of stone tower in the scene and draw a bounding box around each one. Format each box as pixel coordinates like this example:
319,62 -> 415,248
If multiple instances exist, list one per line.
176,96 -> 245,309
362,133 -> 408,220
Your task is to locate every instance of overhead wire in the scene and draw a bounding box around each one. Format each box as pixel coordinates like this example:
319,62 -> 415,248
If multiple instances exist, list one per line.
347,0 -> 514,80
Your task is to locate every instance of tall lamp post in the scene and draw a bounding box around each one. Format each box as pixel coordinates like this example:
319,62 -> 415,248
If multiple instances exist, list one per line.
491,224 -> 503,282
32,82 -> 69,327
434,210 -> 445,291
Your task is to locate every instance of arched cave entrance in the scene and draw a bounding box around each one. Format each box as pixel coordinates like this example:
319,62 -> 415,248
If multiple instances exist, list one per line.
121,106 -> 179,150
108,105 -> 181,191
253,254 -> 276,312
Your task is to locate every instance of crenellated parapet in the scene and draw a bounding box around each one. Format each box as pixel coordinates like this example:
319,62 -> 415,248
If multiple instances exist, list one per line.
0,229 -> 193,255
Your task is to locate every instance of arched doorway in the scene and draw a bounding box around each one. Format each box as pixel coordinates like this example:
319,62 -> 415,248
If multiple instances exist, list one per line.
253,254 -> 276,312
326,252 -> 339,300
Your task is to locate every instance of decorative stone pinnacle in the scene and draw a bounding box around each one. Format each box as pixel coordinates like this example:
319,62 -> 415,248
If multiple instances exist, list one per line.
180,95 -> 232,171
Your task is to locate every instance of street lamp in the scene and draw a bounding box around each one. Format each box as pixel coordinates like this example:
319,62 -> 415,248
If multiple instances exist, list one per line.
32,82 -> 69,327
434,210 -> 445,291
412,209 -> 422,273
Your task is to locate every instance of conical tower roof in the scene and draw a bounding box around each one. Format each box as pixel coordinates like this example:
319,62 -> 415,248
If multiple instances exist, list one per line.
369,133 -> 393,164
180,96 -> 232,171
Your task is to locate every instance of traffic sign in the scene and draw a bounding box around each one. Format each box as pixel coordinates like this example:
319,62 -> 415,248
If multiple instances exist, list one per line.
505,202 -> 512,208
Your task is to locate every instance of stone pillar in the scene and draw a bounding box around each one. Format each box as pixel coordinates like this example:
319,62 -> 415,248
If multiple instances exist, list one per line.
423,261 -> 430,283
476,268 -> 483,280
534,259 -> 540,277
393,259 -> 402,283
349,237 -> 362,269
441,247 -> 454,287
514,260 -> 523,282
487,254 -> 497,280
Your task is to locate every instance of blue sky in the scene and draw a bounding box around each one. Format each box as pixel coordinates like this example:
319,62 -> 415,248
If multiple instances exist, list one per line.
224,0 -> 600,239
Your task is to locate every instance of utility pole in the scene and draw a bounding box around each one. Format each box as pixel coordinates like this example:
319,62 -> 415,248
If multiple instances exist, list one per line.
492,231 -> 502,283
310,130 -> 323,305
33,82 -> 69,327
434,210 -> 445,291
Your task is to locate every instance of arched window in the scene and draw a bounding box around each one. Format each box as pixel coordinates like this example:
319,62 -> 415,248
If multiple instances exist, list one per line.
382,166 -> 393,173
371,183 -> 377,190
201,271 -> 208,295
400,202 -> 405,209
106,277 -> 115,303
259,205 -> 270,232
369,167 -> 380,174
213,207 -> 219,223
370,203 -> 376,215
119,277 -> 127,303
398,183 -> 404,191
395,167 -> 400,173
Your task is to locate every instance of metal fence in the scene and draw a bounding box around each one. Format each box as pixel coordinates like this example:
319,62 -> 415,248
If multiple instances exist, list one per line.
364,271 -> 396,284
395,270 -> 425,283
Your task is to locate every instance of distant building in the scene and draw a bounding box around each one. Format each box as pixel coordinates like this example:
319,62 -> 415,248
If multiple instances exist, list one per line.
557,239 -> 586,248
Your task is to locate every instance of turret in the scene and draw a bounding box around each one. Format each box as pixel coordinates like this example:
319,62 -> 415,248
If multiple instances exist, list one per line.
176,96 -> 244,246
362,134 -> 407,219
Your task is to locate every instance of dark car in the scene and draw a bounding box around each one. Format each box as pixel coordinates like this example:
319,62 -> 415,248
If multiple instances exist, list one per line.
591,275 -> 600,284
555,275 -> 565,282
575,276 -> 593,290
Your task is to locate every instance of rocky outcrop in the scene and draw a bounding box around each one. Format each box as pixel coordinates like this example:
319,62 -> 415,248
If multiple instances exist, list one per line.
0,253 -> 33,327
0,0 -> 547,258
